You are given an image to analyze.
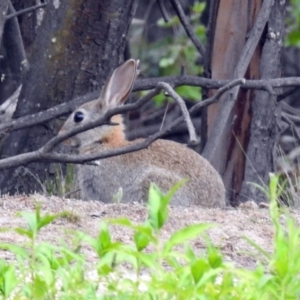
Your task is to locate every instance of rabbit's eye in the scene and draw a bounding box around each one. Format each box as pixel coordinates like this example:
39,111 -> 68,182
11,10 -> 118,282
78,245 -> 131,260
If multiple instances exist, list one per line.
74,111 -> 84,123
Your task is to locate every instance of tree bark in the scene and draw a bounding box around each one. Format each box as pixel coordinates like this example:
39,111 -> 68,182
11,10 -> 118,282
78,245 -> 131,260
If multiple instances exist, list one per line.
239,0 -> 284,203
203,0 -> 265,205
0,0 -> 8,45
0,0 -> 138,194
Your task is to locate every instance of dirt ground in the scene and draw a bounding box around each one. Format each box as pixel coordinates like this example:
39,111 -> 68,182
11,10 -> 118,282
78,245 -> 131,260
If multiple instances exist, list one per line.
0,194 -> 299,270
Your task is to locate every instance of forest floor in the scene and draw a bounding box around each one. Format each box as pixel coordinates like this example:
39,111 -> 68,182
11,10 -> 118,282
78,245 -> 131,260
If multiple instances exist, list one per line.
0,194 -> 299,271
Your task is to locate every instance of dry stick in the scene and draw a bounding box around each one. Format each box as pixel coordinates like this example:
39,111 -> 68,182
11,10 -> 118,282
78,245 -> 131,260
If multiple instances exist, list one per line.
5,2 -> 47,20
281,101 -> 300,117
282,113 -> 300,124
42,88 -> 161,153
281,113 -> 300,142
278,87 -> 299,102
2,76 -> 300,136
0,78 -> 244,170
134,76 -> 300,91
202,0 -> 273,161
157,82 -> 197,143
169,0 -> 205,57
156,0 -> 170,22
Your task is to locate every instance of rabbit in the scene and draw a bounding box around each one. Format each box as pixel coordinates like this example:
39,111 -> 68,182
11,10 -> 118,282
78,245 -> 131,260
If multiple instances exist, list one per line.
59,59 -> 226,207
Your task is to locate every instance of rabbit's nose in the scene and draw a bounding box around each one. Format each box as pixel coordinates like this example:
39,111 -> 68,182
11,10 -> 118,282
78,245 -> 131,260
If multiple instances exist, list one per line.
58,128 -> 79,148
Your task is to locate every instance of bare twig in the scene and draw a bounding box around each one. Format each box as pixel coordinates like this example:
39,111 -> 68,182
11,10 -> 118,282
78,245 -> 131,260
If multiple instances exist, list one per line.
156,0 -> 170,22
169,0 -> 205,57
2,76 -> 300,136
277,87 -> 299,102
134,76 -> 300,92
41,89 -> 161,152
282,113 -> 300,142
127,119 -> 199,140
0,79 -> 244,170
281,101 -> 300,116
157,82 -> 197,143
6,2 -> 47,20
282,113 -> 300,124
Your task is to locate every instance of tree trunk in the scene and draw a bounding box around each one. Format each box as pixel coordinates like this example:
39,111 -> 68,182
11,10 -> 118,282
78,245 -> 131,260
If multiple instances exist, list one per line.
0,0 -> 8,45
0,0 -> 138,194
203,0 -> 283,205
239,0 -> 284,203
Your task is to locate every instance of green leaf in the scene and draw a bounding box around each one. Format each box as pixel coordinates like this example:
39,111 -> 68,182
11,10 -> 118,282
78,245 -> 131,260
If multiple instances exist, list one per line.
98,221 -> 112,250
38,214 -> 58,230
31,275 -> 48,298
15,227 -> 33,239
191,258 -> 209,284
164,223 -> 214,253
243,236 -> 271,260
0,243 -> 29,259
134,231 -> 150,251
18,211 -> 38,234
192,2 -> 206,14
0,260 -> 17,297
147,184 -> 164,231
207,246 -> 223,268
175,86 -> 202,101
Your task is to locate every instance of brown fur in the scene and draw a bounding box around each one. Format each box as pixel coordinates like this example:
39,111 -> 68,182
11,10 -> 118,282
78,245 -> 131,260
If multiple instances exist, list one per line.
59,59 -> 226,207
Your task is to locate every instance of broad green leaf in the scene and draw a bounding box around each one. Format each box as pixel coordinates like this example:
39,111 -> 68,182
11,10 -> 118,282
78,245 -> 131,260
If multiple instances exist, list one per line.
134,231 -> 150,251
0,243 -> 29,259
191,258 -> 209,284
207,246 -> 223,268
18,211 -> 38,233
38,214 -> 59,230
164,223 -> 214,253
0,261 -> 17,297
15,227 -> 33,239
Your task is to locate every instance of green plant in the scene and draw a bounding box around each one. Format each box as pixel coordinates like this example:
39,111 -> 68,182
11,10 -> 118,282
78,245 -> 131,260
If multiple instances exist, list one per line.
286,0 -> 300,46
0,176 -> 300,299
130,1 -> 206,105
45,163 -> 76,197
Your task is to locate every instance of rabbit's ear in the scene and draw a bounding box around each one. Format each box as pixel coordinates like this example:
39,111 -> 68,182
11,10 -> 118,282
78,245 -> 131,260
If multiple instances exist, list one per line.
100,59 -> 139,109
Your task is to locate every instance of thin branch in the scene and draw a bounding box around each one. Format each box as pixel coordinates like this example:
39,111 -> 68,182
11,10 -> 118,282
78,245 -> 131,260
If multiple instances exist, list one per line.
5,2 -> 47,20
2,75 -> 300,135
277,87 -> 299,102
281,101 -> 300,116
127,119 -> 199,140
41,89 -> 160,152
281,113 -> 300,142
282,112 -> 300,124
0,90 -> 99,133
134,76 -> 300,92
0,79 -> 244,170
169,0 -> 205,57
2,75 -> 300,136
156,0 -> 170,22
157,82 -> 197,143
